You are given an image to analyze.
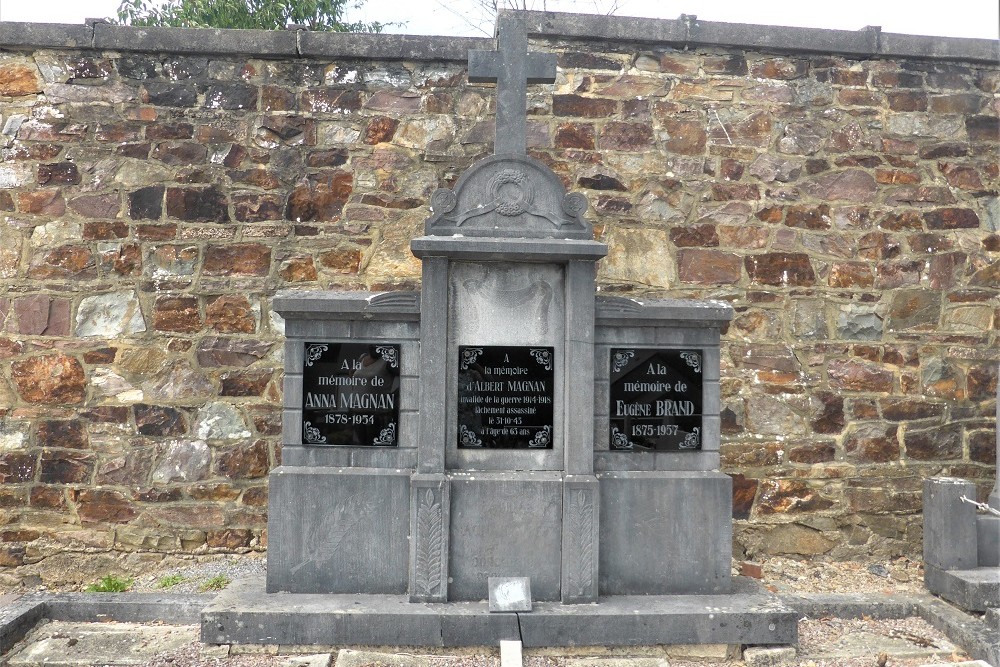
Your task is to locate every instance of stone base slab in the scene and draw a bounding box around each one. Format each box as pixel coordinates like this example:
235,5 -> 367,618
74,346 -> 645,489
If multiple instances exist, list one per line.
201,577 -> 796,648
925,565 -> 1000,613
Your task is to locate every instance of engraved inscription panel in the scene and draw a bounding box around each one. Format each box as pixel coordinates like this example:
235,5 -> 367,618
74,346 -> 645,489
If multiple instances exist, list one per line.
457,345 -> 554,449
609,348 -> 703,451
301,342 -> 400,446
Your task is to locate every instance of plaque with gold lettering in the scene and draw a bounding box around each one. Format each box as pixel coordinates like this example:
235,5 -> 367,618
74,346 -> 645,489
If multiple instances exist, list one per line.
301,342 -> 400,446
457,345 -> 554,449
609,348 -> 703,451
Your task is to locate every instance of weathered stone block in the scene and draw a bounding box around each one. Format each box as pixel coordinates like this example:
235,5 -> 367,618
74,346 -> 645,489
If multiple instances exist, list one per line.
267,467 -> 410,594
924,477 -> 978,570
12,353 -> 86,404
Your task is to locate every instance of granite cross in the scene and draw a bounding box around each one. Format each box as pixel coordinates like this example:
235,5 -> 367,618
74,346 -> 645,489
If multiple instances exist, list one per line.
468,14 -> 557,155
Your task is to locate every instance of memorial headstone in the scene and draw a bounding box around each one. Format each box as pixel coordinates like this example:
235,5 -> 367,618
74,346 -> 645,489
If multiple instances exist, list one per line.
266,10 -> 736,609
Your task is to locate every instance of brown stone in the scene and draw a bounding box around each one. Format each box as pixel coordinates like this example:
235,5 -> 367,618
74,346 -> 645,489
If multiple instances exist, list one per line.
811,391 -> 845,434
886,91 -> 927,111
233,193 -> 283,223
967,364 -> 998,400
938,163 -> 983,190
196,337 -> 272,367
203,244 -> 271,276
828,263 -> 875,288
599,122 -> 653,150
151,141 -> 207,165
970,431 -> 997,465
844,424 -> 900,463
838,89 -> 882,107
285,172 -> 353,222
711,183 -> 759,201
363,116 -> 399,145
27,245 -> 96,280
215,440 -> 270,479
242,486 -> 269,506
828,359 -> 894,393
153,296 -> 201,333
750,58 -> 808,80
39,449 -> 94,484
966,115 -> 999,142
165,186 -> 229,222
134,404 -> 187,436
879,399 -> 943,422
83,221 -> 129,241
744,253 -> 815,286
663,119 -> 706,155
845,479 -> 921,513
887,289 -> 941,331
554,122 -> 595,150
318,247 -> 362,274
756,480 -> 833,515
677,249 -> 741,284
923,208 -> 980,230
37,420 -> 88,449
670,224 -> 718,247
801,170 -> 877,202
552,94 -> 615,118
12,353 -> 86,404
0,453 -> 36,483
785,205 -> 831,230
207,528 -> 252,549
205,294 -> 256,333
220,370 -> 272,397
14,295 -> 70,336
885,186 -> 956,205
300,88 -> 362,113
730,473 -> 757,520
278,256 -> 318,282
788,443 -> 836,464
0,64 -> 41,96
76,489 -> 138,524
905,423 -> 963,461
189,483 -> 240,501
30,486 -> 66,508
17,189 -> 65,216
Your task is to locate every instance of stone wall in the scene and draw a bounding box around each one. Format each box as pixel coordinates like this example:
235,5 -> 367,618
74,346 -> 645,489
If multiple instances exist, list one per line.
0,14 -> 997,584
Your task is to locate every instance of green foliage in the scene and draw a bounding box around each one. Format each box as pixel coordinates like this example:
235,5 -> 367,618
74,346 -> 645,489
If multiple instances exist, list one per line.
114,0 -> 385,32
198,574 -> 231,591
155,573 -> 185,589
84,575 -> 134,593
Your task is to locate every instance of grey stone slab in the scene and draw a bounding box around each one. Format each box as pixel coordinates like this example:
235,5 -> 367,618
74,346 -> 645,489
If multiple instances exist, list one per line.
94,23 -> 297,55
278,446 -> 417,468
417,257 -> 448,473
979,516 -> 1000,567
564,261 -> 597,476
924,477 -> 979,571
879,32 -> 1000,63
6,620 -> 197,666
918,596 -> 1000,666
924,565 -> 1000,613
782,593 -> 921,619
266,467 -> 410,594
439,612 -> 520,645
0,22 -> 92,48
517,594 -> 796,647
598,471 -> 732,595
448,472 -> 563,601
0,596 -> 45,655
350,321 -> 420,339
517,9 -> 687,44
285,320 -> 352,339
596,297 -> 733,325
282,407 -> 303,445
690,19 -> 877,55
43,593 -> 212,624
412,236 -> 608,262
299,31 -> 488,61
594,451 -> 721,472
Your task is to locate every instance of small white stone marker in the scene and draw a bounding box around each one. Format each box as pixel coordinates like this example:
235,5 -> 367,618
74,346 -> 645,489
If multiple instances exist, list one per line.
500,640 -> 523,667
488,576 -> 532,612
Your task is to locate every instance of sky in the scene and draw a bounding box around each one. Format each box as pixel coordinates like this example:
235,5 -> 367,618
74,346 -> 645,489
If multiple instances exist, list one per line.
0,0 -> 997,40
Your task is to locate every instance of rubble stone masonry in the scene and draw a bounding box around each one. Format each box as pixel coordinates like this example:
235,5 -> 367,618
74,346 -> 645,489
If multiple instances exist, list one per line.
0,14 -> 996,584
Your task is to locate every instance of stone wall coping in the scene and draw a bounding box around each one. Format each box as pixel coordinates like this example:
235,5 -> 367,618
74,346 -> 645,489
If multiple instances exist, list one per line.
273,290 -> 421,318
410,236 -> 609,262
0,10 -> 995,63
596,296 -> 734,325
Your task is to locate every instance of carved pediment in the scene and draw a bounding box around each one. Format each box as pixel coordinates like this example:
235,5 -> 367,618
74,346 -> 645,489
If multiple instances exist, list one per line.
426,154 -> 592,240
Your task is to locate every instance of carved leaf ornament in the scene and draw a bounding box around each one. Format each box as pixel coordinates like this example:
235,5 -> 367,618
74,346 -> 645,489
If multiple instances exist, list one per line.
414,488 -> 444,596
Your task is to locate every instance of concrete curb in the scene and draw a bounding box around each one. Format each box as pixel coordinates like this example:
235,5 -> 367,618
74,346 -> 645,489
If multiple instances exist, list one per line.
0,590 -> 995,665
0,10 -> 995,62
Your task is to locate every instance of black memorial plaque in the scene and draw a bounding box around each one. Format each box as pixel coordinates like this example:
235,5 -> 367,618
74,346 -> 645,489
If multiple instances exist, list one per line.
609,348 -> 703,451
457,345 -> 555,449
301,342 -> 400,446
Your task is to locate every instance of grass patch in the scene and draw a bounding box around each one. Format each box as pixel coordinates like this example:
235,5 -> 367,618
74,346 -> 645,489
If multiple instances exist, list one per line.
198,574 -> 231,592
155,574 -> 185,589
84,575 -> 133,593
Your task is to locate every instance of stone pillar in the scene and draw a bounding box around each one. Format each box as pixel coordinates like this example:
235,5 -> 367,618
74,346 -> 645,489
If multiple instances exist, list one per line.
991,361 -> 999,509
409,474 -> 450,602
977,363 -> 1000,566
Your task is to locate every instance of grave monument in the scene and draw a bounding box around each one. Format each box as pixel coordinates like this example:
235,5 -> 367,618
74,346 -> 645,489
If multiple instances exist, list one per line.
204,12 -> 797,647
